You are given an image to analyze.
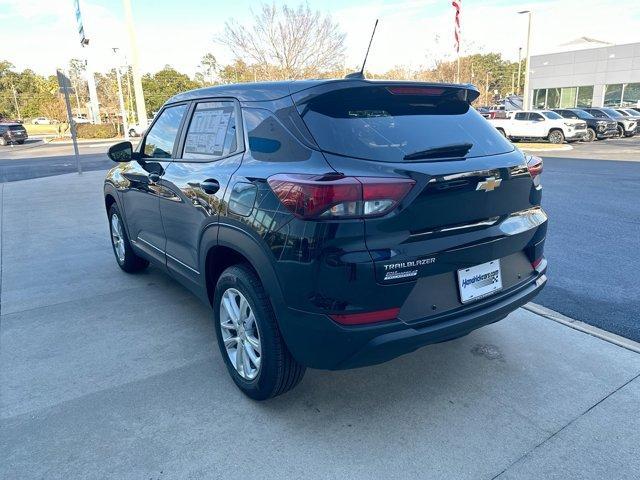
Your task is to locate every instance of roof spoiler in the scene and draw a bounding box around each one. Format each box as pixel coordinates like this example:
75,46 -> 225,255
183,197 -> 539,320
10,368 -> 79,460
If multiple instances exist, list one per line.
291,80 -> 481,105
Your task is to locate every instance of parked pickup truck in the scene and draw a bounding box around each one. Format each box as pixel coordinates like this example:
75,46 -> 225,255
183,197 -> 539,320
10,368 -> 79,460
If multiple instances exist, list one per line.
488,110 -> 587,143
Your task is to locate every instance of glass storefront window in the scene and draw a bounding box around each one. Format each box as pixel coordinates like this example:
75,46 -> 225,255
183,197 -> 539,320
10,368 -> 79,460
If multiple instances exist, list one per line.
533,89 -> 546,109
546,88 -> 560,108
560,87 -> 577,108
604,84 -> 623,106
576,86 -> 594,107
621,83 -> 640,107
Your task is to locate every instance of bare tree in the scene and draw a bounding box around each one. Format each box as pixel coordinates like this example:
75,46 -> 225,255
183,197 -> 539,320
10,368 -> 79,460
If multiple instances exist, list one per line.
221,2 -> 346,79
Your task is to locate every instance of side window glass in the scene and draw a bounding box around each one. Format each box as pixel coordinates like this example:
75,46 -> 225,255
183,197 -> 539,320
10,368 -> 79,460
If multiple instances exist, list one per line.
529,113 -> 543,121
514,112 -> 526,120
183,101 -> 238,160
143,104 -> 187,158
243,108 -> 311,162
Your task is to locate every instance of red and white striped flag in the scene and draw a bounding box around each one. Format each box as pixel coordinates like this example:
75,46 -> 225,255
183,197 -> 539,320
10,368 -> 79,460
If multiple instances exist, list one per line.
452,0 -> 461,53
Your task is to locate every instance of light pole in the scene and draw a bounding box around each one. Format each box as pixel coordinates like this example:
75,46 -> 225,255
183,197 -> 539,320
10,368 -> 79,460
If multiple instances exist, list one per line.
113,48 -> 129,141
516,47 -> 522,94
518,10 -> 533,109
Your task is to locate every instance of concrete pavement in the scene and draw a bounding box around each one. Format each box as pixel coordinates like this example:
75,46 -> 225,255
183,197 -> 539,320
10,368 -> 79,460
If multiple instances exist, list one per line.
1,171 -> 640,479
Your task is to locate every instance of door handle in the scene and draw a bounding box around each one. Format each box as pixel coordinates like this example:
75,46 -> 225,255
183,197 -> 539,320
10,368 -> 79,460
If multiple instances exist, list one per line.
148,172 -> 160,183
200,179 -> 220,195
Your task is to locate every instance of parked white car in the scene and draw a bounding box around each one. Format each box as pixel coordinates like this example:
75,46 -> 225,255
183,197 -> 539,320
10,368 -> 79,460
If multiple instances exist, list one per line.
72,116 -> 91,124
32,117 -> 51,125
128,121 -> 153,137
488,110 -> 587,143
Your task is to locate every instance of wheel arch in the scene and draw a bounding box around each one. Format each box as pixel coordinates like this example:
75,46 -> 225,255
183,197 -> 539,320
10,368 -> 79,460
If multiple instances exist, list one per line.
200,224 -> 286,310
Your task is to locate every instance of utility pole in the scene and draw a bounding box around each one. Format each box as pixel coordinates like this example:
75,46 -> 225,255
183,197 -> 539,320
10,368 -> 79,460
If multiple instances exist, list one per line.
519,10 -> 533,109
123,0 -> 148,128
516,47 -> 523,94
485,71 -> 491,105
10,83 -> 21,120
511,70 -> 515,95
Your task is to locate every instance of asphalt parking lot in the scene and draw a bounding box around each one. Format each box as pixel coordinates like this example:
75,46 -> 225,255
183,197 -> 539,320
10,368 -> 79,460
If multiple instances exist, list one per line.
2,167 -> 640,479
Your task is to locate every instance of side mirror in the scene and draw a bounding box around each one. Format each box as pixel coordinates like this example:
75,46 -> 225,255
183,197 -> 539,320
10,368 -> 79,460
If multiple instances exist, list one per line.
107,141 -> 134,163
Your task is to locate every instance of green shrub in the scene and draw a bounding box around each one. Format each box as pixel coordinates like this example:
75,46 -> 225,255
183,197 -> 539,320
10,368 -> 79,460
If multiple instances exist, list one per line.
76,123 -> 118,139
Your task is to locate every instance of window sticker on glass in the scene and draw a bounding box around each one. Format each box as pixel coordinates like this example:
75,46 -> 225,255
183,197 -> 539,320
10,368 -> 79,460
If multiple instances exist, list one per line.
184,103 -> 236,159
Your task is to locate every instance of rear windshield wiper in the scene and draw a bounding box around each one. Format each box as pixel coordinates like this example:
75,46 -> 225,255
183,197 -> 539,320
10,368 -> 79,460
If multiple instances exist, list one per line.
403,143 -> 473,161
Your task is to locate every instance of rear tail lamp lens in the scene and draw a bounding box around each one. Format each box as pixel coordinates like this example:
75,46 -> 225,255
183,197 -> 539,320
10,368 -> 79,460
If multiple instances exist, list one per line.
526,155 -> 543,186
330,307 -> 400,325
267,174 -> 415,219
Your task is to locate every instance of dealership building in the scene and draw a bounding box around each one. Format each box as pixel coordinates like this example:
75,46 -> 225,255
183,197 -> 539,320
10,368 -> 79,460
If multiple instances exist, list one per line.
528,40 -> 640,109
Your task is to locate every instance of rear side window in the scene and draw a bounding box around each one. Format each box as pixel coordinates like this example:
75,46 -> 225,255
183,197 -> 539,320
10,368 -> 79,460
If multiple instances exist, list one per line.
143,104 -> 187,158
294,85 -> 513,162
587,109 -> 606,118
183,101 -> 239,160
514,112 -> 527,120
8,125 -> 25,131
243,108 -> 311,162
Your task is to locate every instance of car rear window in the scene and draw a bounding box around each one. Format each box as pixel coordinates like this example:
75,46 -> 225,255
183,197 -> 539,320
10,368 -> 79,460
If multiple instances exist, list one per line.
8,125 -> 25,130
294,85 -> 513,162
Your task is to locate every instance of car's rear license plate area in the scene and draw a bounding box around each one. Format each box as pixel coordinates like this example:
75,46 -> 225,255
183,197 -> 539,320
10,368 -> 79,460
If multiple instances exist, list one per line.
457,259 -> 503,304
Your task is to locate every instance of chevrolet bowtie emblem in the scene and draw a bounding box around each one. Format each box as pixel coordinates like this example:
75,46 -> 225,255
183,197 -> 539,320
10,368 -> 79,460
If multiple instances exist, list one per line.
476,176 -> 502,192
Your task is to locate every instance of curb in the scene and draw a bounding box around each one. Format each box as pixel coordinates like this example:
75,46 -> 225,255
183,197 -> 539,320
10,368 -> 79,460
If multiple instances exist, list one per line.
524,302 -> 640,354
519,144 -> 573,153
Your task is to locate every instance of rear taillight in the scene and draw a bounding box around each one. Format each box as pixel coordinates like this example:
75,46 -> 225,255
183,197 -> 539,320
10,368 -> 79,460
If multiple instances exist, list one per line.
267,174 -> 415,219
527,155 -> 543,186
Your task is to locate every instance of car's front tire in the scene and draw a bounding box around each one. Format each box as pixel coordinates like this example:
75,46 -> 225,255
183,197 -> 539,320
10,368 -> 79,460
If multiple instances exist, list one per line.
583,128 -> 596,142
548,129 -> 565,144
213,264 -> 305,400
0,137 -> 7,146
108,203 -> 149,273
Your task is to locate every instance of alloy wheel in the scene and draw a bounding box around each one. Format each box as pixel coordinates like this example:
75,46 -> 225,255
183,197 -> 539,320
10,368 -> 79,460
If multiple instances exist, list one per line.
110,213 -> 126,264
219,288 -> 262,380
549,131 -> 563,144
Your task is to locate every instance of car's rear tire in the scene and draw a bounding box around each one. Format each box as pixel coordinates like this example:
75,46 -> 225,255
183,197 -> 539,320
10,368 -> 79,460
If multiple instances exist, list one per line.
548,129 -> 565,144
616,125 -> 624,138
213,264 -> 305,400
496,128 -> 506,137
583,128 -> 596,142
108,203 -> 149,273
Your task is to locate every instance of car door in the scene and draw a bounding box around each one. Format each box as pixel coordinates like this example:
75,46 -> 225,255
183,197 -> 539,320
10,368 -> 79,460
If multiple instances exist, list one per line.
528,112 -> 546,136
511,112 -> 529,136
159,99 -> 244,288
120,103 -> 188,265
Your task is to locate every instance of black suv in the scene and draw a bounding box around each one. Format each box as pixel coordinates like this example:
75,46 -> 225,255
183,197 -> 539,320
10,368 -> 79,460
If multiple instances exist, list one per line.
104,80 -> 548,399
553,108 -> 617,141
0,123 -> 28,146
582,107 -> 637,137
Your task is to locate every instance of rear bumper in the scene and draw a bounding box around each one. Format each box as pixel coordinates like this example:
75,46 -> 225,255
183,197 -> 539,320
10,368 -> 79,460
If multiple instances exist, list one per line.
277,268 -> 547,370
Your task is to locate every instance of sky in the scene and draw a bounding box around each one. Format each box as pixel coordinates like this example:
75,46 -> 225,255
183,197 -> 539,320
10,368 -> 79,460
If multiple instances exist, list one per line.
1,0 -> 639,76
